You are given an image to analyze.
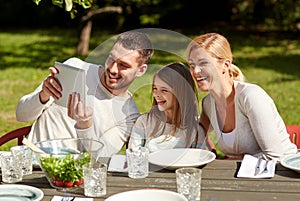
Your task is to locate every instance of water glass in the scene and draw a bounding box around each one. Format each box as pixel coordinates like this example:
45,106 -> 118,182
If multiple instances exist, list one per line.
176,168 -> 202,201
126,147 -> 149,178
83,162 -> 107,197
1,151 -> 23,183
11,145 -> 33,175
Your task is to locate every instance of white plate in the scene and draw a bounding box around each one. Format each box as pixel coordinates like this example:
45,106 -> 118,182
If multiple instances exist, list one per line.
149,148 -> 216,170
280,153 -> 300,173
0,184 -> 44,201
105,189 -> 187,201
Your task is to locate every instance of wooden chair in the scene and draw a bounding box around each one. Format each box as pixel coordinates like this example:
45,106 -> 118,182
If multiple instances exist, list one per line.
0,125 -> 32,146
286,125 -> 300,148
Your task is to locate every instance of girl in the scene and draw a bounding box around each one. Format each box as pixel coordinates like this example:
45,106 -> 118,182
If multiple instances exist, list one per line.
128,62 -> 205,152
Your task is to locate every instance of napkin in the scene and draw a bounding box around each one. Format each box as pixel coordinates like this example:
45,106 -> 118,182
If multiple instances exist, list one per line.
51,196 -> 93,201
108,154 -> 128,172
237,154 -> 277,178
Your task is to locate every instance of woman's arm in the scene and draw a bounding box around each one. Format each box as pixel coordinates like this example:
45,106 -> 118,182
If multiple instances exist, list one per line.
200,97 -> 212,134
241,85 -> 293,159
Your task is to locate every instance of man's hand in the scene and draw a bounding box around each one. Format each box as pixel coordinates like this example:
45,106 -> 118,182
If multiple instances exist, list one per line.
39,67 -> 62,104
68,92 -> 93,129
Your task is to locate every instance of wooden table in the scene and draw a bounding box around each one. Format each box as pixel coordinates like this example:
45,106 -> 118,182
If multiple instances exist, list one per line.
9,159 -> 300,201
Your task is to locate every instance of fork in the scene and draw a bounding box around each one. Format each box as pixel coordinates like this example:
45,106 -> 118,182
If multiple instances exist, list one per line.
61,195 -> 75,201
254,156 -> 263,176
261,160 -> 269,174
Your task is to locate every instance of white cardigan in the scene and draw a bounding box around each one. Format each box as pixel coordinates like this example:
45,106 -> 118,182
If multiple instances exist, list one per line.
203,81 -> 297,160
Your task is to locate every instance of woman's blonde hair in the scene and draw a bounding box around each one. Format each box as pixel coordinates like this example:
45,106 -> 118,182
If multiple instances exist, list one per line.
187,33 -> 246,82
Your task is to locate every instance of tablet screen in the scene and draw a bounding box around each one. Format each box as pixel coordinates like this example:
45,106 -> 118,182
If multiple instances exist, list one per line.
54,61 -> 86,109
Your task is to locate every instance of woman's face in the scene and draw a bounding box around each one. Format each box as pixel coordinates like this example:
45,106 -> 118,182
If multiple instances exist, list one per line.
152,76 -> 176,114
188,47 -> 222,92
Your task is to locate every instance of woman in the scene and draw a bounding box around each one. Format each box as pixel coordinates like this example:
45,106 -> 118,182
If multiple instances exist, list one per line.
128,62 -> 205,152
186,33 -> 297,160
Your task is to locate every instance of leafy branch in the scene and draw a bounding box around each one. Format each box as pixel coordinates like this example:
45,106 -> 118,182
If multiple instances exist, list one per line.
33,0 -> 94,18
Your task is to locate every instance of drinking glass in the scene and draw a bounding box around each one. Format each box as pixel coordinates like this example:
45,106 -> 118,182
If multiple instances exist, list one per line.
83,162 -> 107,197
126,147 -> 149,178
1,151 -> 23,183
11,145 -> 33,175
176,168 -> 202,201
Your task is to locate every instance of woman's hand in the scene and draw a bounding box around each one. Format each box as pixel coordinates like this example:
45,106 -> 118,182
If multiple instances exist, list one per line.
67,92 -> 93,129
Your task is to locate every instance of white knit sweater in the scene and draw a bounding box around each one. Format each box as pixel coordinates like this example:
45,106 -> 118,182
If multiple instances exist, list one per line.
16,58 -> 140,157
203,81 -> 297,160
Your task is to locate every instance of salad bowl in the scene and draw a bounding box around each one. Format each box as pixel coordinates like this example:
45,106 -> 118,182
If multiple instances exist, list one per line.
33,138 -> 103,189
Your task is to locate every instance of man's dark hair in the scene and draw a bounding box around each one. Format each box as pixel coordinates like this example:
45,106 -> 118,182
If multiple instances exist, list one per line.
114,31 -> 154,64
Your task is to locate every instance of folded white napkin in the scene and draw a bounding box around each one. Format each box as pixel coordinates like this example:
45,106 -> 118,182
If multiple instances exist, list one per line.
51,196 -> 93,201
237,154 -> 277,178
108,154 -> 128,172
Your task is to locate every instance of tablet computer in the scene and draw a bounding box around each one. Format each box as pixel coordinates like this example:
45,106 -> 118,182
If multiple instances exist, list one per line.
54,61 -> 86,109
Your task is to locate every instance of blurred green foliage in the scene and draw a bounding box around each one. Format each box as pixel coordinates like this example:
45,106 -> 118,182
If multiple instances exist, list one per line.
0,29 -> 299,157
1,0 -> 300,31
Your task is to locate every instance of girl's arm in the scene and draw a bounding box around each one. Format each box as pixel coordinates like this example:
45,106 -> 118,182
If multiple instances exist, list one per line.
128,115 -> 147,149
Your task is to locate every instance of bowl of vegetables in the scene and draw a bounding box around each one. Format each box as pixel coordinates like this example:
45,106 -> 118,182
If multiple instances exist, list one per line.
33,138 -> 103,189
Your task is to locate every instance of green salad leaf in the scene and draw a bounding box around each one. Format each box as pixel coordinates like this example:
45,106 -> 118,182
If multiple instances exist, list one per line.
40,152 -> 90,183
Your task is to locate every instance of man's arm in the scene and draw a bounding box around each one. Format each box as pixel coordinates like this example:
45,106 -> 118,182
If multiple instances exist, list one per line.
16,67 -> 61,122
16,58 -> 83,122
16,84 -> 51,122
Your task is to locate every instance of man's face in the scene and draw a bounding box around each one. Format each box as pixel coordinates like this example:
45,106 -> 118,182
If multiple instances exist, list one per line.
102,43 -> 147,96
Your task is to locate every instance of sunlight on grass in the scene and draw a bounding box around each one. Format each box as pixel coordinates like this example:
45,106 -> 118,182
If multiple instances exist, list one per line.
1,29 -> 300,153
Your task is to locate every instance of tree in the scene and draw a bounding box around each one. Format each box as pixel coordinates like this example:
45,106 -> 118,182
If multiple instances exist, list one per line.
33,0 -> 94,19
33,0 -> 184,56
74,0 -> 184,56
33,0 -> 125,55
32,0 -> 300,56
76,6 -> 123,56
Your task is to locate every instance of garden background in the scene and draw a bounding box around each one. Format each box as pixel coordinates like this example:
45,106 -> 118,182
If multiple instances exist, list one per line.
1,0 -> 300,154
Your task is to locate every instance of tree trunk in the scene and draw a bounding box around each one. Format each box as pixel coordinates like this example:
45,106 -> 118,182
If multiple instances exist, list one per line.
76,6 -> 123,56
76,18 -> 92,56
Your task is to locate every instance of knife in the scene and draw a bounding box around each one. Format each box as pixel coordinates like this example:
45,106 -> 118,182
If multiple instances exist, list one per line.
254,157 -> 262,176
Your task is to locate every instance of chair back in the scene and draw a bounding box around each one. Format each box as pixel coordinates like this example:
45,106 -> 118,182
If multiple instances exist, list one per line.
286,125 -> 300,149
0,126 -> 32,146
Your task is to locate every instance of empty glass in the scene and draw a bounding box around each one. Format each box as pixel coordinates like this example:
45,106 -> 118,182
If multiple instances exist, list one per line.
11,145 -> 32,175
83,162 -> 107,197
1,151 -> 23,183
126,147 -> 149,178
176,168 -> 202,201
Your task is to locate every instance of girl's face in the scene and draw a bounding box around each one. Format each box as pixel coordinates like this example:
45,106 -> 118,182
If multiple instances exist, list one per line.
152,76 -> 176,114
188,47 -> 222,92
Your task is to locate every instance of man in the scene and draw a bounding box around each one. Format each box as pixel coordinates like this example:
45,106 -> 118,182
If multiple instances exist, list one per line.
16,31 -> 154,156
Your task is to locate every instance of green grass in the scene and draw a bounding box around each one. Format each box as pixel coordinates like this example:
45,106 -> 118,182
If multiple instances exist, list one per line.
1,28 -> 300,154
